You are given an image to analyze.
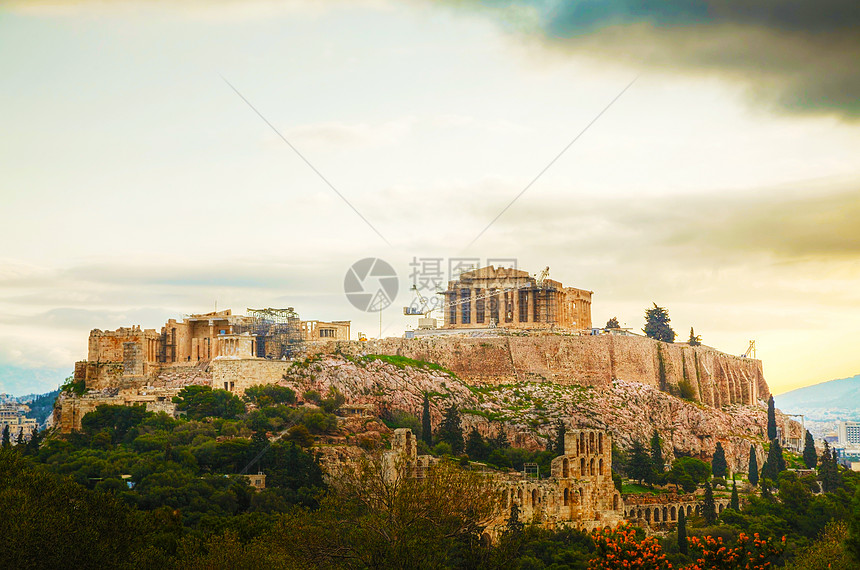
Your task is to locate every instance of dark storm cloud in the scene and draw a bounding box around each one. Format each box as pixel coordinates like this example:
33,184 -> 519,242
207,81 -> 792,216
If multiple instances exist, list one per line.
454,0 -> 860,117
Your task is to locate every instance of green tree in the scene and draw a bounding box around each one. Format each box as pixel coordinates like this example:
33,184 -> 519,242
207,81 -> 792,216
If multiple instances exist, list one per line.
712,441 -> 727,478
761,439 -> 786,483
421,393 -> 432,447
242,384 -> 296,407
554,420 -> 567,457
803,430 -> 818,469
668,456 -> 711,493
749,445 -> 760,486
767,395 -> 777,441
465,427 -> 488,461
437,404 -> 464,455
677,506 -> 688,555
173,385 -> 245,420
627,439 -> 653,485
605,317 -> 620,330
506,502 -> 524,535
1,424 -> 9,448
650,428 -> 664,474
81,404 -> 150,443
702,480 -> 717,524
319,387 -> 345,415
643,303 -> 675,342
730,478 -> 740,511
820,441 -> 841,492
688,327 -> 701,346
849,486 -> 860,564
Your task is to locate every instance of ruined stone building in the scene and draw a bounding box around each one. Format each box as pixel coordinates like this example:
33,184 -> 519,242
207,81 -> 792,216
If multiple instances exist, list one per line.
442,266 -> 593,331
384,427 -> 623,537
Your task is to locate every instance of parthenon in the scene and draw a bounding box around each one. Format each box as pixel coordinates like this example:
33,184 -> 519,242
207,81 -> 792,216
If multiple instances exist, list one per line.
442,266 -> 593,331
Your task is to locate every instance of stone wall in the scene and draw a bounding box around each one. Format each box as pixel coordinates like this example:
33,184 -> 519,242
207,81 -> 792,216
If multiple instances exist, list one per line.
304,334 -> 769,405
209,359 -> 293,396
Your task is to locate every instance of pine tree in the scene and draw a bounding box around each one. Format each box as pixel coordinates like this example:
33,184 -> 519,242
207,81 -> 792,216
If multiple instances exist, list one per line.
803,430 -> 817,469
554,420 -> 566,456
492,427 -> 509,450
677,507 -> 688,555
465,428 -> 487,461
650,429 -> 664,474
643,303 -> 676,342
711,442 -> 727,478
820,442 -> 842,492
605,317 -> 620,330
702,480 -> 717,524
748,445 -> 759,486
24,426 -> 40,456
628,439 -> 654,485
688,327 -> 701,346
767,395 -> 777,441
437,404 -> 464,455
1,424 -> 9,448
730,479 -> 740,511
421,393 -> 432,447
15,428 -> 24,446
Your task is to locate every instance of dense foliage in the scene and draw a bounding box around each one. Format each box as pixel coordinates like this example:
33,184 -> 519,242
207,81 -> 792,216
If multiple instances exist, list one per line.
643,304 -> 676,343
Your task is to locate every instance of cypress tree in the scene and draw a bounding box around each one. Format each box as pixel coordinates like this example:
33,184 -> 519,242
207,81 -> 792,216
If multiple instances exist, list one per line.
748,445 -> 759,486
761,439 -> 786,483
730,479 -> 740,511
803,430 -> 817,469
678,507 -> 688,555
702,480 -> 717,524
15,428 -> 24,446
712,442 -> 727,478
820,442 -> 841,492
421,393 -> 432,447
506,502 -> 524,535
1,424 -> 9,448
650,428 -> 664,474
767,395 -> 777,441
554,420 -> 566,456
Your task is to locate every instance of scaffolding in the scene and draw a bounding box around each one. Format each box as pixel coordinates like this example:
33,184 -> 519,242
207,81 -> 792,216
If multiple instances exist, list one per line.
242,308 -> 303,359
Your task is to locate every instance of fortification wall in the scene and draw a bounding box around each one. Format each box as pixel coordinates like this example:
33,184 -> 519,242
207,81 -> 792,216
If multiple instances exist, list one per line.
303,335 -> 769,406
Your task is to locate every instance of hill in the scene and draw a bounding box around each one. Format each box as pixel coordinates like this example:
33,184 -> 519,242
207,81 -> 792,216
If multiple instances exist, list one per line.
774,374 -> 860,420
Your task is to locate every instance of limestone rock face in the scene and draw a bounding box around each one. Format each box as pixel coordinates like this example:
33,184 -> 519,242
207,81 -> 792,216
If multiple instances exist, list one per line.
274,355 -> 794,471
307,335 -> 768,407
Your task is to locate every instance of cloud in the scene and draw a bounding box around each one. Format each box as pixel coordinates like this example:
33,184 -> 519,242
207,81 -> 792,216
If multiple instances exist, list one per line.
445,0 -> 860,118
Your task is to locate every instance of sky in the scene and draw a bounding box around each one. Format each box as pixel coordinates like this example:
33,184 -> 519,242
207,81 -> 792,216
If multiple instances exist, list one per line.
1,0 -> 859,396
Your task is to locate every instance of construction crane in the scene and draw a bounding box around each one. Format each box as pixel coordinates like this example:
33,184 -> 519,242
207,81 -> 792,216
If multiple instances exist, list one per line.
742,340 -> 756,359
535,266 -> 550,287
403,285 -> 441,330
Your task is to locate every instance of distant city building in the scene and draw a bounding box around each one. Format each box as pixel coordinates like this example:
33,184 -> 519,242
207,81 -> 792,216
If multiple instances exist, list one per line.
837,421 -> 860,446
0,403 -> 38,442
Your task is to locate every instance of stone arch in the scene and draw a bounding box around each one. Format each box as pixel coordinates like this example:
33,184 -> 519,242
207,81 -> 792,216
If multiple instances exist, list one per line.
590,458 -> 595,476
613,494 -> 619,511
663,507 -> 668,522
637,509 -> 642,518
580,458 -> 585,476
580,432 -> 585,453
645,509 -> 651,522
532,489 -> 539,506
599,458 -> 604,475
481,532 -> 491,547
654,508 -> 660,522
405,431 -> 413,455
563,458 -> 570,478
564,488 -> 570,506
686,505 -> 692,516
598,433 -> 604,454
671,506 -> 676,521
589,432 -> 595,453
719,503 -> 725,512
517,488 -> 523,504
695,505 -> 701,515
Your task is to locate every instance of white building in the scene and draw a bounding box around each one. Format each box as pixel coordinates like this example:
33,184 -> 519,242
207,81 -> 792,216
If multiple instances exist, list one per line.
837,421 -> 860,447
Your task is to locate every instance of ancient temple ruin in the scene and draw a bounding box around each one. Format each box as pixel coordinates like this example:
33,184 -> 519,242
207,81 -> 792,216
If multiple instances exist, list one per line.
442,266 -> 593,331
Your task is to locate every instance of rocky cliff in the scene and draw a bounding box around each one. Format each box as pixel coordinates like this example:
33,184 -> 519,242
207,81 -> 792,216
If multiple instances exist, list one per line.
304,334 -> 769,407
277,353 -> 798,475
